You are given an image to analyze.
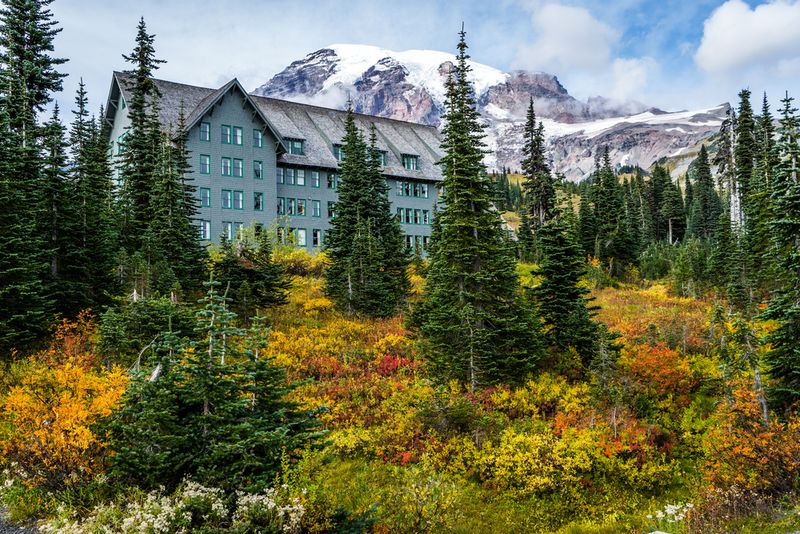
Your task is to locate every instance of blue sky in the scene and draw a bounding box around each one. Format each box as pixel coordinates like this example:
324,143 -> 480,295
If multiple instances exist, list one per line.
50,0 -> 800,116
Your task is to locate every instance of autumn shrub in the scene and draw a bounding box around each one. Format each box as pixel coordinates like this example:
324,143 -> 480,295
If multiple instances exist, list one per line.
273,247 -> 329,276
0,314 -> 128,492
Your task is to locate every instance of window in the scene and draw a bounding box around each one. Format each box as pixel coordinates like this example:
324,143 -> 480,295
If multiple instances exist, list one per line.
396,181 -> 403,196
254,160 -> 263,179
327,174 -> 339,190
233,126 -> 243,145
405,235 -> 413,250
311,171 -> 320,188
286,138 -> 305,155
403,182 -> 412,197
405,208 -> 413,224
295,228 -> 307,247
221,190 -> 232,209
328,201 -> 336,219
199,220 -> 211,240
199,154 -> 211,174
296,169 -> 305,186
277,167 -> 284,184
253,129 -> 263,148
221,125 -> 232,144
116,134 -> 126,156
200,122 -> 211,142
233,158 -> 243,177
287,198 -> 296,215
332,144 -> 344,161
421,183 -> 429,198
396,207 -> 404,223
414,209 -> 421,225
277,197 -> 285,215
254,192 -> 263,211
297,199 -> 306,216
286,168 -> 295,185
413,183 -> 421,197
402,154 -> 419,170
422,209 -> 430,225
221,157 -> 232,176
233,222 -> 243,238
233,190 -> 243,210
423,236 -> 430,250
200,187 -> 211,207
378,150 -> 389,166
312,200 -> 321,217
312,229 -> 322,247
222,221 -> 233,240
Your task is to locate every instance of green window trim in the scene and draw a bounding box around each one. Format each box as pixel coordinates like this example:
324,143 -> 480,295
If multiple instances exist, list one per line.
233,190 -> 244,210
233,158 -> 244,177
199,187 -> 211,207
311,171 -> 320,188
254,192 -> 264,211
253,129 -> 263,148
199,122 -> 211,142
233,126 -> 243,146
221,189 -> 232,209
296,199 -> 306,216
221,124 -> 232,144
199,154 -> 211,174
312,200 -> 321,217
221,157 -> 232,176
254,160 -> 263,179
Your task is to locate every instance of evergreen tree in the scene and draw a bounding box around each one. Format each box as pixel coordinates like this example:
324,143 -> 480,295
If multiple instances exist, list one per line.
577,193 -> 597,256
688,145 -> 722,240
735,88 -> 757,231
592,149 -> 634,273
660,174 -> 685,244
324,110 -> 408,316
534,211 -> 599,365
521,98 -> 556,227
763,92 -> 800,411
411,28 -> 541,391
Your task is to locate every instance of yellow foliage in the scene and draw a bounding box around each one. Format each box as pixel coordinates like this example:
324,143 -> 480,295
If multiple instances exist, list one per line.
0,314 -> 128,490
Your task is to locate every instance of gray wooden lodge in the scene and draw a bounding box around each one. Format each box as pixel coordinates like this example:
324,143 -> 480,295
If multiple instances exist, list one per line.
104,72 -> 442,254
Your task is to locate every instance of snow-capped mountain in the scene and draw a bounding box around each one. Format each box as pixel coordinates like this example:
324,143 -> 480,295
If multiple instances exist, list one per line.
252,44 -> 728,180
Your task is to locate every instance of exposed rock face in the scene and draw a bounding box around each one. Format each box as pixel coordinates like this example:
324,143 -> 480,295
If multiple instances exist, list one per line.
252,45 -> 726,180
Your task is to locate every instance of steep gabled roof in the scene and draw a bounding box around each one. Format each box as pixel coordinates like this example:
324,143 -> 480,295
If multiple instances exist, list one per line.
105,72 -> 443,181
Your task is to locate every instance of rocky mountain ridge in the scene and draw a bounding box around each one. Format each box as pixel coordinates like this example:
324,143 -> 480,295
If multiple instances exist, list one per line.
252,44 -> 728,180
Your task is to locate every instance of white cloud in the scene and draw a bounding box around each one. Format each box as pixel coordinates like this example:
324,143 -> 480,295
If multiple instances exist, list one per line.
513,3 -> 618,73
610,57 -> 658,102
695,0 -> 800,74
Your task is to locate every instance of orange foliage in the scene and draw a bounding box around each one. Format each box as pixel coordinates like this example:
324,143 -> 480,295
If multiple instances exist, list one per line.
703,383 -> 800,494
0,313 -> 128,490
620,342 -> 695,396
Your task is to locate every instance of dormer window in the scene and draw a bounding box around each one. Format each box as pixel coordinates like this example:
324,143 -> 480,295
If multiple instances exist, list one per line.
333,144 -> 345,161
286,138 -> 305,155
402,154 -> 419,171
377,150 -> 389,167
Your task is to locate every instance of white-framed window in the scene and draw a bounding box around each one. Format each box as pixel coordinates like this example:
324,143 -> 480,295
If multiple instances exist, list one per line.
200,122 -> 211,142
233,126 -> 243,145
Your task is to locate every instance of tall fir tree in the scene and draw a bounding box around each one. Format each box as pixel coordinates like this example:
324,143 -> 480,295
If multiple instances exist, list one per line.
411,28 -> 541,391
687,145 -> 722,240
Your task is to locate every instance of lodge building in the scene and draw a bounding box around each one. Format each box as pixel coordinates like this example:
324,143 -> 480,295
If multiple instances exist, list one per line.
105,72 -> 442,253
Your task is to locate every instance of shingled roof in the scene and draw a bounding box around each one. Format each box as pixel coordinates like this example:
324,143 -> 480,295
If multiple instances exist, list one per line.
106,72 -> 444,182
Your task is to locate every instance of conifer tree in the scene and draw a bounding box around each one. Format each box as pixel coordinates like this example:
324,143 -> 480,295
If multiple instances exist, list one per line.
577,191 -> 597,256
534,211 -> 599,365
520,98 -> 556,261
688,145 -> 722,240
735,89 -> 757,231
412,28 -> 541,391
660,174 -> 686,244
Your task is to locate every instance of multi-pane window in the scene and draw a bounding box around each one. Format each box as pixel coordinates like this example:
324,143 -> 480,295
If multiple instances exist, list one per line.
233,222 -> 243,238
332,144 -> 344,161
200,122 -> 211,142
116,133 -> 127,155
277,167 -> 284,184
312,229 -> 322,247
403,182 -> 412,197
405,235 -> 413,250
222,221 -> 233,240
396,207 -> 404,223
286,138 -> 305,155
233,158 -> 243,177
421,183 -> 429,198
396,180 -> 430,198
296,199 -> 306,216
233,190 -> 244,210
423,236 -> 430,250
402,154 -> 419,170
287,198 -> 296,215
295,228 -> 307,247
312,200 -> 321,217
414,209 -> 421,225
199,154 -> 211,174
311,171 -> 320,188
199,220 -> 211,240
221,157 -> 232,176
233,126 -> 243,145
200,187 -> 211,207
422,210 -> 430,224
328,201 -> 336,219
277,197 -> 285,215
413,183 -> 421,197
254,192 -> 263,211
378,151 -> 389,166
405,208 -> 413,224
253,129 -> 263,148
221,190 -> 232,209
327,174 -> 339,190
221,125 -> 232,144
254,160 -> 263,179
296,169 -> 305,186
